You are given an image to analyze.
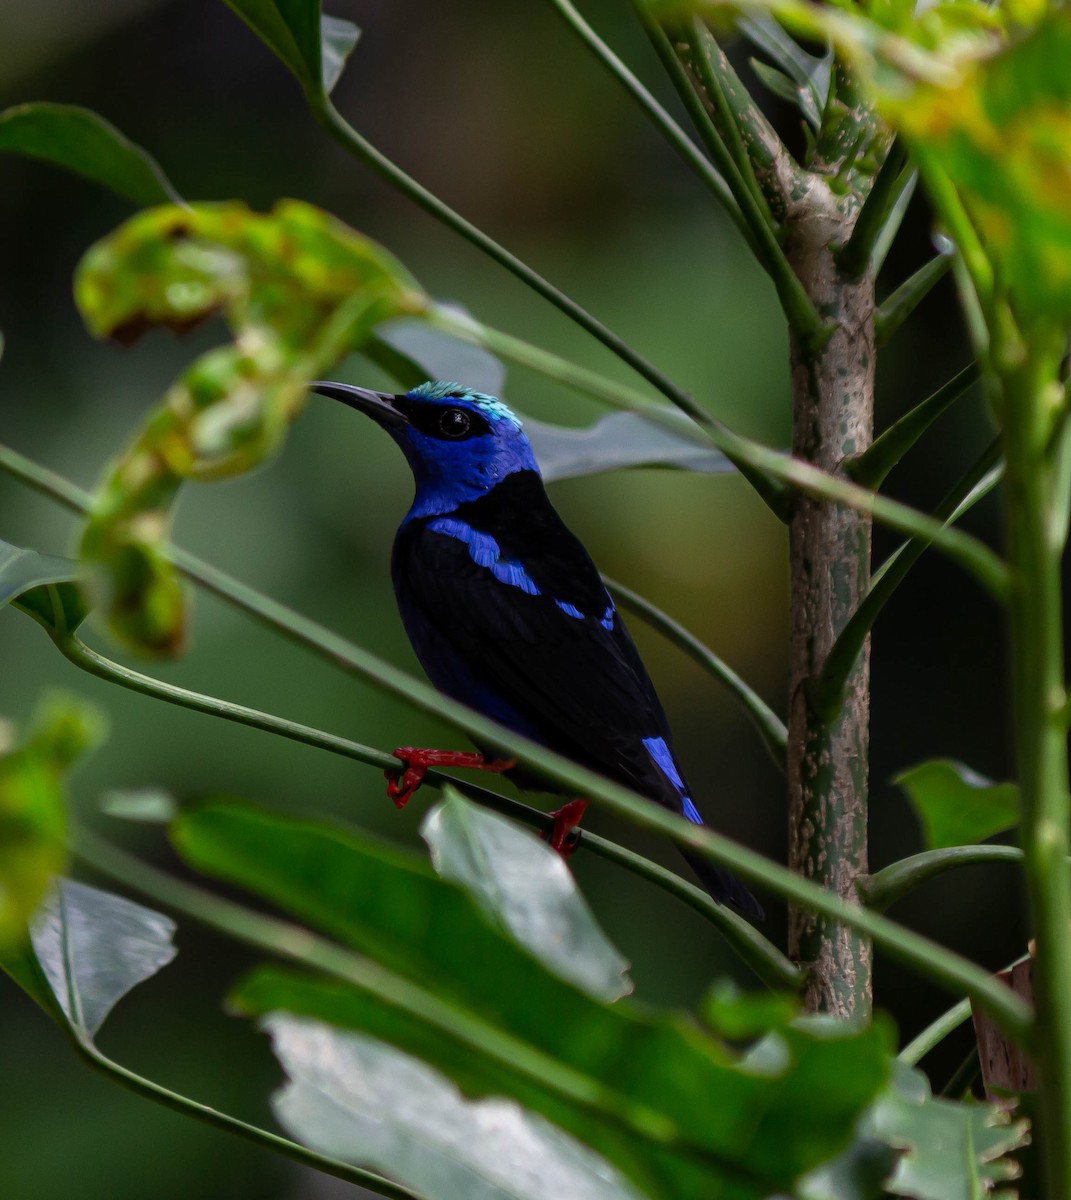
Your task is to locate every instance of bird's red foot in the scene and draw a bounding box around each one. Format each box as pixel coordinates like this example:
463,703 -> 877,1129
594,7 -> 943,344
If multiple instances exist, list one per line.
385,747 -> 516,808
544,798 -> 589,857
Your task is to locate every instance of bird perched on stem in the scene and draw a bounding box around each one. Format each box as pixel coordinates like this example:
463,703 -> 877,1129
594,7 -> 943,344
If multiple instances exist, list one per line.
313,378 -> 762,919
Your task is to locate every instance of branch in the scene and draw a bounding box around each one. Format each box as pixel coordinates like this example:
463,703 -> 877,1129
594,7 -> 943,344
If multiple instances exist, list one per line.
862,845 -> 1025,913
846,363 -> 980,490
899,1000 -> 972,1066
875,255 -> 953,347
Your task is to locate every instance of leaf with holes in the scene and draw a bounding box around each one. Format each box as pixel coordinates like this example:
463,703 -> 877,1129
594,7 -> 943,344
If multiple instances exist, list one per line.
74,200 -> 424,653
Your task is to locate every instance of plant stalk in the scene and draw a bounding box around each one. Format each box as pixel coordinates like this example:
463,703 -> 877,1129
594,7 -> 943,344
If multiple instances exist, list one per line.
1000,340 -> 1071,1198
786,177 -> 876,1018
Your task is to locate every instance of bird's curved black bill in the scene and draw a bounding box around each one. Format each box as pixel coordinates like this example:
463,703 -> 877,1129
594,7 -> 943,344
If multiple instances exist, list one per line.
310,381 -> 409,429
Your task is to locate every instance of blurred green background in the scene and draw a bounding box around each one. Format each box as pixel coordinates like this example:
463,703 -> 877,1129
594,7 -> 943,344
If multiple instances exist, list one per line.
0,2 -> 1017,1197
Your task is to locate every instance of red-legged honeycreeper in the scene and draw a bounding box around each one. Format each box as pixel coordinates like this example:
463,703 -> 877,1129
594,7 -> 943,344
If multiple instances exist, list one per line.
313,379 -> 763,919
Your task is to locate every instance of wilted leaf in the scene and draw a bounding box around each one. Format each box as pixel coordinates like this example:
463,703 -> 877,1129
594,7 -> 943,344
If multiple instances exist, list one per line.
0,697 -> 102,952
178,800 -> 892,1199
888,13 -> 1071,320
265,1014 -> 650,1200
421,790 -> 631,1002
74,200 -> 424,653
224,0 -> 359,97
894,759 -> 1019,850
30,877 -> 177,1039
0,103 -> 178,206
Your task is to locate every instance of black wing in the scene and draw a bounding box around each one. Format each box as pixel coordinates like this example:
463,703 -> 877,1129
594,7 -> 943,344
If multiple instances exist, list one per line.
392,472 -> 679,803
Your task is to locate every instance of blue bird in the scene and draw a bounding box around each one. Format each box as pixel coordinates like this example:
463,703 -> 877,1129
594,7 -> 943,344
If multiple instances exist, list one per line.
314,379 -> 763,919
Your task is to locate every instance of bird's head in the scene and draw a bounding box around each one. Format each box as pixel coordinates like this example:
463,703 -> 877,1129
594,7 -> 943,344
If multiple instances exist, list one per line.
313,379 -> 539,517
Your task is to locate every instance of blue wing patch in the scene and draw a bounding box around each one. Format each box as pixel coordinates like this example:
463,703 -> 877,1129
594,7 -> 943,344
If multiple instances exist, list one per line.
642,735 -> 703,825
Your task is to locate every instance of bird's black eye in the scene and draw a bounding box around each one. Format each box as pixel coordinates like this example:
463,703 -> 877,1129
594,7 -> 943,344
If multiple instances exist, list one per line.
438,408 -> 472,439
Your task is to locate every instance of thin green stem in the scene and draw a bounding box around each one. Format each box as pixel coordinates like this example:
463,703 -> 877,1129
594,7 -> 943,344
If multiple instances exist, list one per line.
56,632 -> 797,988
837,141 -> 907,278
814,438 -> 1002,720
543,0 -> 744,224
70,1032 -> 420,1200
874,255 -> 953,347
898,999 -> 972,1066
846,363 -> 980,490
603,576 -> 787,770
1000,336 -> 1071,1197
863,845 -> 1025,913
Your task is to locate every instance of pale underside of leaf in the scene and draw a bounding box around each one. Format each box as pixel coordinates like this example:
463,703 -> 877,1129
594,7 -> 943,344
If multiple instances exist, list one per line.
266,1014 -> 651,1200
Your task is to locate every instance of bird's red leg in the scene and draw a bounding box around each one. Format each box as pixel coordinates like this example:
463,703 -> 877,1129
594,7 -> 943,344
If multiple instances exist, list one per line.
545,798 -> 588,857
386,747 -> 516,808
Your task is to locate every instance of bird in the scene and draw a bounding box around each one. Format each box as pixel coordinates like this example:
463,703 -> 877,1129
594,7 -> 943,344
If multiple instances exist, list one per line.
313,378 -> 763,919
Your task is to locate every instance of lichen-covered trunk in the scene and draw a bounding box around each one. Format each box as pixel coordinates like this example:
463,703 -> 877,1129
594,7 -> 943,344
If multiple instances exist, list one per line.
786,185 -> 875,1018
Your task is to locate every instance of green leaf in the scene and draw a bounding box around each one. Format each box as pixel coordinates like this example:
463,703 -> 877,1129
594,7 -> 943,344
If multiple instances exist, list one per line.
0,540 -> 89,640
224,0 -> 359,97
421,790 -> 631,1002
893,759 -> 1019,850
749,59 -> 822,129
74,200 -> 424,653
872,1061 -> 1027,1199
29,877 -> 177,1039
179,801 -> 893,1199
739,14 -> 830,117
0,696 -> 103,953
888,12 -> 1071,320
264,1014 -> 651,1200
0,103 -> 178,206
372,312 -> 506,395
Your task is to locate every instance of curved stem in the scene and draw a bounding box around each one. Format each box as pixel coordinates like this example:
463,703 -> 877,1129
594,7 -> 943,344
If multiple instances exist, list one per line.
70,1032 -> 418,1200
57,634 -> 798,988
603,576 -> 787,769
898,999 -> 972,1066
863,845 -> 1024,913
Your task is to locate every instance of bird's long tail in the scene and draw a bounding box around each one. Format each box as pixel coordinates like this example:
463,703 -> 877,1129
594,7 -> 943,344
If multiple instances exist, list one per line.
680,849 -> 764,920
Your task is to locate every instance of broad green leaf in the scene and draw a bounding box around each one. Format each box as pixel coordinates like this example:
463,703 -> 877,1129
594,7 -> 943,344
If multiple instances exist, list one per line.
29,877 -> 177,1039
0,103 -> 178,206
421,790 -> 632,1002
264,1014 -> 650,1200
0,540 -> 89,640
0,696 -> 102,952
179,801 -> 892,1199
894,759 -> 1019,850
799,1060 -> 1027,1200
224,0 -> 359,97
888,13 -> 1071,321
701,979 -> 798,1040
74,200 -> 424,653
873,1061 -> 1026,1199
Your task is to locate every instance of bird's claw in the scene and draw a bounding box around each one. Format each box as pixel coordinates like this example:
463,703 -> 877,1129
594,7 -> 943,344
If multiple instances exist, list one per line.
543,798 -> 588,858
385,747 -> 516,808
